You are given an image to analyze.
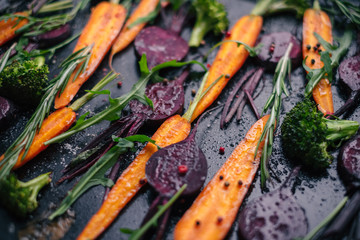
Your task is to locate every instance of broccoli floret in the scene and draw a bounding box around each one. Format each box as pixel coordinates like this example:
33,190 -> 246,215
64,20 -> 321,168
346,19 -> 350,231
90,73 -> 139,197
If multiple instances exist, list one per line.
0,172 -> 51,218
0,57 -> 49,107
188,0 -> 229,47
281,99 -> 359,169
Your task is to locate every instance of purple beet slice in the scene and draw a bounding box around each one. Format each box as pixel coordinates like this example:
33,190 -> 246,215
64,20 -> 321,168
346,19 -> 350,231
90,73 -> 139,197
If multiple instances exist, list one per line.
134,26 -> 189,69
238,167 -> 307,240
338,133 -> 360,187
146,122 -> 207,197
0,96 -> 17,131
29,24 -> 72,49
256,32 -> 301,70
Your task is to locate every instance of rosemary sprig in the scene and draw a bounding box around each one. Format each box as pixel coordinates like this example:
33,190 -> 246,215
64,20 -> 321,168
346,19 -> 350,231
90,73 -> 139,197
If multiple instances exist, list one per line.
0,0 -> 89,37
120,184 -> 187,240
255,43 -> 293,188
303,29 -> 352,97
0,46 -> 92,181
0,43 -> 16,73
331,0 -> 360,27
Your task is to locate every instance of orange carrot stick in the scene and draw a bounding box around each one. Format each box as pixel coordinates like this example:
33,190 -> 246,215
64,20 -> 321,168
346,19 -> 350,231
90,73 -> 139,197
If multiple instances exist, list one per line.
77,114 -> 190,240
302,4 -> 333,115
174,115 -> 270,240
190,15 -> 263,122
0,12 -> 29,47
0,107 -> 76,169
109,0 -> 160,63
54,2 -> 126,109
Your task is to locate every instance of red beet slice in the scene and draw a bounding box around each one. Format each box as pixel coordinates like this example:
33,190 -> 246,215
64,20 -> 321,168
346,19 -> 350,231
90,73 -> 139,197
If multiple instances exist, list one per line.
238,167 -> 307,240
338,133 -> 360,187
146,121 -> 207,197
0,96 -> 17,131
29,24 -> 72,49
256,32 -> 301,70
134,26 -> 189,69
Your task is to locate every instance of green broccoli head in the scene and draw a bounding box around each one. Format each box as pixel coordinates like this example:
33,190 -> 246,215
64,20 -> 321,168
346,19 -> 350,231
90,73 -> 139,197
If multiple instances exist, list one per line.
281,99 -> 359,169
189,0 -> 229,47
0,172 -> 51,218
0,59 -> 49,107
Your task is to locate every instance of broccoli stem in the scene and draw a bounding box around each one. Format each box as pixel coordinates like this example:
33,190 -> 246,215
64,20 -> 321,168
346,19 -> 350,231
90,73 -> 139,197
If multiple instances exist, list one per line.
18,172 -> 51,204
324,118 -> 359,143
251,0 -> 273,16
188,21 -> 211,47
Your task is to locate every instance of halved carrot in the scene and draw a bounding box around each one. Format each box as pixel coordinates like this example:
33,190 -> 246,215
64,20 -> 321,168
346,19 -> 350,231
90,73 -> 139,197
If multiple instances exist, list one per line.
302,6 -> 333,115
190,15 -> 263,122
174,115 -> 269,240
109,0 -> 160,63
0,107 -> 76,169
0,12 -> 29,47
54,2 -> 126,109
77,114 -> 190,240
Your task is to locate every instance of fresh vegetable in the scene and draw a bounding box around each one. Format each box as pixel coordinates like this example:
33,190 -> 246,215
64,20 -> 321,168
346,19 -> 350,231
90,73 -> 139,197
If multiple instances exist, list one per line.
335,55 -> 360,116
0,58 -> 49,106
0,96 -> 17,131
256,32 -> 302,70
49,135 -> 156,220
188,0 -> 228,47
331,0 -> 360,28
281,98 -> 359,169
29,23 -> 72,49
220,68 -> 264,128
109,0 -> 160,66
0,0 -> 79,46
256,43 -> 293,187
174,115 -> 270,240
54,1 -> 127,109
0,172 -> 51,218
77,71 -> 221,240
238,167 -> 307,240
338,133 -> 360,186
0,46 -> 92,181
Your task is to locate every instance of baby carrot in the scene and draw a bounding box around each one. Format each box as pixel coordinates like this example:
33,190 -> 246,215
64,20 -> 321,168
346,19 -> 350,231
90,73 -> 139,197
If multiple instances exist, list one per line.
54,2 -> 126,109
77,114 -> 191,240
0,12 -> 29,47
302,1 -> 333,115
174,115 -> 270,240
0,107 -> 76,169
190,15 -> 263,122
109,0 -> 160,64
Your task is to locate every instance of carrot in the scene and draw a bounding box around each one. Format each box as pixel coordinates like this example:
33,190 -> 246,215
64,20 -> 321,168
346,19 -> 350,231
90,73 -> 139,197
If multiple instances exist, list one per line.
190,15 -> 263,122
109,0 -> 160,63
0,12 -> 29,47
77,114 -> 190,240
0,107 -> 76,169
173,115 -> 269,240
54,2 -> 126,109
302,3 -> 334,115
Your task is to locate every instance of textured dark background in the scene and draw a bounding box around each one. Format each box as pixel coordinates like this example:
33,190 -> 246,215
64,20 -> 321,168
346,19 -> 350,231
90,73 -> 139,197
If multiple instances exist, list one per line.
0,0 -> 359,239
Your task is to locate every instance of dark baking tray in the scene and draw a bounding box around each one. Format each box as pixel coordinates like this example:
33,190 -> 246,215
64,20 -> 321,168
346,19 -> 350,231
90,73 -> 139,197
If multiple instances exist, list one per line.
0,0 -> 359,239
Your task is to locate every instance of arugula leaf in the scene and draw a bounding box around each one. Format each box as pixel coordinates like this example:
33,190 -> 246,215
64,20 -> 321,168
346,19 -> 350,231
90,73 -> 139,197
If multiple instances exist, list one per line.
49,135 -> 154,220
45,55 -> 206,145
304,29 -> 353,97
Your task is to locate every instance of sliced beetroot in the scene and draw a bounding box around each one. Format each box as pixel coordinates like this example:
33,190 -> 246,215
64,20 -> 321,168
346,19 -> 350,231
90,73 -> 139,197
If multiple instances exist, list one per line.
29,24 -> 72,49
146,116 -> 207,197
0,96 -> 17,131
134,26 -> 189,69
335,55 -> 360,117
238,167 -> 307,240
129,69 -> 188,125
338,133 -> 360,187
256,32 -> 301,70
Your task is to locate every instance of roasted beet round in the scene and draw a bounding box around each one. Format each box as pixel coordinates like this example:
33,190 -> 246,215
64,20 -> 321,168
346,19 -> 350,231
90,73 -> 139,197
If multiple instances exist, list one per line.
339,55 -> 360,92
338,134 -> 360,187
256,32 -> 301,70
146,129 -> 207,197
134,26 -> 189,69
238,168 -> 307,240
30,24 -> 72,49
0,96 -> 17,131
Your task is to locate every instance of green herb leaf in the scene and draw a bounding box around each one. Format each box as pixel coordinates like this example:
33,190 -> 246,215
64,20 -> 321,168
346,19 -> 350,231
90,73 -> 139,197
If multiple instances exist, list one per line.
204,40 -> 258,61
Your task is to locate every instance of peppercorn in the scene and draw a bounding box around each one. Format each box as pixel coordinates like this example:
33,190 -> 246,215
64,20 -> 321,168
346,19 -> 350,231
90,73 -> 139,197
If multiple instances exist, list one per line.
318,49 -> 322,53
225,31 -> 231,38
191,89 -> 196,96
207,63 -> 211,68
219,147 -> 225,155
139,178 -> 146,185
224,181 -> 230,187
196,220 -> 201,226
238,180 -> 243,186
225,74 -> 230,79
217,217 -> 223,224
316,43 -> 320,48
117,81 -> 122,88
306,45 -> 311,50
269,43 -> 275,53
178,165 -> 188,174
313,46 -> 318,51
219,175 -> 224,180
311,59 -> 315,64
